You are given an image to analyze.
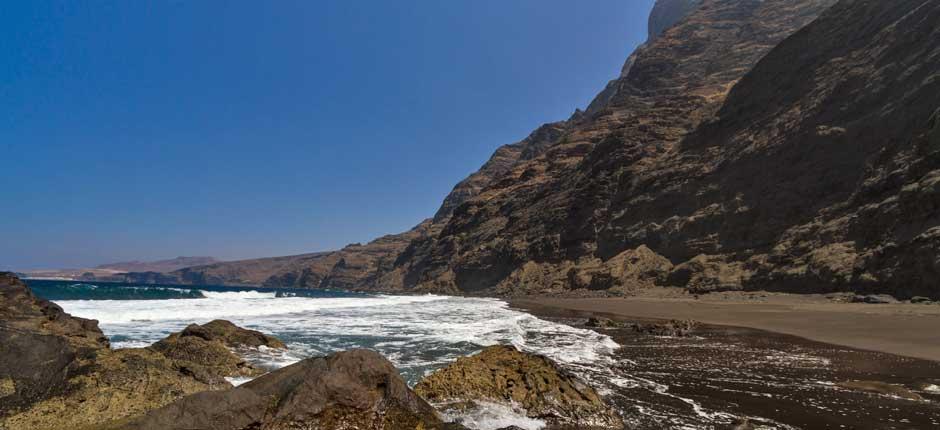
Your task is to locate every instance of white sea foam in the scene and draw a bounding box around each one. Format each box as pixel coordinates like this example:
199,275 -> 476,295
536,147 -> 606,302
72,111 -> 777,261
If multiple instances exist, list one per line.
441,401 -> 546,430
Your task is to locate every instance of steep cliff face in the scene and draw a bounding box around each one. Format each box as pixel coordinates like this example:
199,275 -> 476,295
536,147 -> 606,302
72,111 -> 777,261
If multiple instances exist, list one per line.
123,0 -> 940,299
396,0 -> 842,296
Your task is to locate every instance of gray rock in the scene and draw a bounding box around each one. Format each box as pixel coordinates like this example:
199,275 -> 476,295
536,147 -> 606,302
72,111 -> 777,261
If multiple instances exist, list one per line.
851,294 -> 899,304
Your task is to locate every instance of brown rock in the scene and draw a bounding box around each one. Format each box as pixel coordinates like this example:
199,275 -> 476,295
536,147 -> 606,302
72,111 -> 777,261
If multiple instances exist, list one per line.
178,319 -> 286,350
119,349 -> 454,430
414,345 -> 623,429
150,319 -> 287,381
0,273 -> 229,430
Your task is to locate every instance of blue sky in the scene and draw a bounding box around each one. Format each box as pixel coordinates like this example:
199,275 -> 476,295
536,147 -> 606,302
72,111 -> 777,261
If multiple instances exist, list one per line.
1,1 -> 654,270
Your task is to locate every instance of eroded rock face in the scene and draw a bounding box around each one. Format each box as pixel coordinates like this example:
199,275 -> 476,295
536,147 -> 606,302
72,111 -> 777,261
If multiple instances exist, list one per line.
121,349 -> 455,430
415,345 -> 623,429
648,0 -> 702,40
395,0 -> 842,298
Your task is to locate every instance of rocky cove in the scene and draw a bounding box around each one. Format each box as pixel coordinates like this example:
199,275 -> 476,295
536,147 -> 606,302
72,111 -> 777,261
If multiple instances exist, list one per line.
4,273 -> 940,429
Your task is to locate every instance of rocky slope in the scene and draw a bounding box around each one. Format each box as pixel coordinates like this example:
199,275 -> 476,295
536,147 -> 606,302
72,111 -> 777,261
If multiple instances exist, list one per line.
394,0 -> 844,296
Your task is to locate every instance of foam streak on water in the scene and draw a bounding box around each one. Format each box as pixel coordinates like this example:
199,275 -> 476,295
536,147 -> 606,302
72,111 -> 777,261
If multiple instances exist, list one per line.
54,289 -> 619,430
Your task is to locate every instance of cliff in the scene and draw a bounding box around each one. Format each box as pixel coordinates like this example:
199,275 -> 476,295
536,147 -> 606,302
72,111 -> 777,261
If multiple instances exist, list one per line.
120,0 -> 940,299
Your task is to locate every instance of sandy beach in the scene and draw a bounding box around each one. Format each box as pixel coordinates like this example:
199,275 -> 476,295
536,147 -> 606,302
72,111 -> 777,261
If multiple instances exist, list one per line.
511,291 -> 940,362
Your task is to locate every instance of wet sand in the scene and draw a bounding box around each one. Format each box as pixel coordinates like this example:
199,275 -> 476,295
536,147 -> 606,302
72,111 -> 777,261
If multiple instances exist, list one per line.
511,292 -> 940,362
513,300 -> 940,429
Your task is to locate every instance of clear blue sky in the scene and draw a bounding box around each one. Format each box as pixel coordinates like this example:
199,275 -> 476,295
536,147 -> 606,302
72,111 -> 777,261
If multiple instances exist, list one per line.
2,1 -> 654,270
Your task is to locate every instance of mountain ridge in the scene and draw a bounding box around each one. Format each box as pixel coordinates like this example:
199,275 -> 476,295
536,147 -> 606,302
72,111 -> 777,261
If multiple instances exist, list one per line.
119,0 -> 940,299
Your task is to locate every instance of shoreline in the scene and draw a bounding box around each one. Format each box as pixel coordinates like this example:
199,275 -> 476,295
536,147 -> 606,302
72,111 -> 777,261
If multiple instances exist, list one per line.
510,291 -> 940,362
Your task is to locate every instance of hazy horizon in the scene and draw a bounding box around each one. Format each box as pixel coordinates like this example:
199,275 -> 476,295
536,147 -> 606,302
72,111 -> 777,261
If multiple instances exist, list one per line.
2,1 -> 654,270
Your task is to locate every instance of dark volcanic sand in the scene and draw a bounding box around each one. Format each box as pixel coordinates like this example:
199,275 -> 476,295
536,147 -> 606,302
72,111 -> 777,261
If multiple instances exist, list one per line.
514,303 -> 940,430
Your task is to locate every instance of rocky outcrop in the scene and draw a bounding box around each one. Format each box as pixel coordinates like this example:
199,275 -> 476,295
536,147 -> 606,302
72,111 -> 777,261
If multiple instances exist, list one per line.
0,274 -> 300,429
119,349 -> 458,430
169,319 -> 286,350
150,319 -> 287,382
0,273 -> 232,430
415,345 -> 622,429
0,272 -> 109,414
4,347 -> 229,430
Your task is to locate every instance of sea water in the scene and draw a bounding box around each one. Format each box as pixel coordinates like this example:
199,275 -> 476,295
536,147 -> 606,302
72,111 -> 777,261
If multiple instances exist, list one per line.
29,280 -> 620,430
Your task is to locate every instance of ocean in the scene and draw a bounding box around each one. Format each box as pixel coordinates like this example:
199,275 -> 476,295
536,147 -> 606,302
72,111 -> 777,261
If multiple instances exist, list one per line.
29,279 -> 621,430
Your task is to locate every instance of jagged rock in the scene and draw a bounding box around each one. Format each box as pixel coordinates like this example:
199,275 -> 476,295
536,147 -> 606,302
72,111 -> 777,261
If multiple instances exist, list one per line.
628,320 -> 699,337
119,349 -> 455,430
414,345 -> 623,429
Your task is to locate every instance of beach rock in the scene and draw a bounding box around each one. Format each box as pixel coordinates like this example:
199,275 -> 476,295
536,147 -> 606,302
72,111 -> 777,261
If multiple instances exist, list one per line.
0,272 -> 109,414
851,295 -> 899,304
119,349 -> 454,430
414,345 -> 623,429
628,320 -> 698,337
4,347 -> 229,430
0,272 -> 229,430
586,317 -> 619,328
838,380 -> 923,401
178,319 -> 286,350
910,296 -> 933,304
150,320 -> 286,381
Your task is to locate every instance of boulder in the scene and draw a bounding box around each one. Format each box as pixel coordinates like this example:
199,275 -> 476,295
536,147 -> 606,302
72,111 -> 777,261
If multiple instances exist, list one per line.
179,319 -> 287,350
628,320 -> 699,337
910,296 -> 933,304
414,345 -> 623,429
119,349 -> 456,430
851,294 -> 899,304
150,320 -> 287,381
150,332 -> 261,382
